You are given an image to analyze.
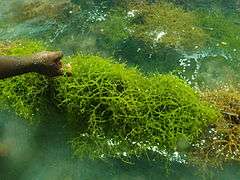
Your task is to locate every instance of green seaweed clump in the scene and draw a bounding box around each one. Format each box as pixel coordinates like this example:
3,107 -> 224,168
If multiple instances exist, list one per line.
54,55 -> 218,159
91,1 -> 208,73
128,1 -> 207,50
95,1 -> 207,50
0,40 -> 218,160
0,40 -> 51,123
7,0 -> 71,22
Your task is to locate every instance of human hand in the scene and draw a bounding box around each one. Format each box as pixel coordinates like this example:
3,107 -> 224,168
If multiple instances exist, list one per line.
31,51 -> 64,77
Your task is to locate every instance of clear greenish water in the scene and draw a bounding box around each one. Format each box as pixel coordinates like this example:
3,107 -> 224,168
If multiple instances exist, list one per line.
1,110 -> 240,180
1,0 -> 240,179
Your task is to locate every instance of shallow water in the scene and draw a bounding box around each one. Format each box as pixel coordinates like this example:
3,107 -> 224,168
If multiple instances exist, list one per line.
1,0 -> 240,179
0,110 -> 240,180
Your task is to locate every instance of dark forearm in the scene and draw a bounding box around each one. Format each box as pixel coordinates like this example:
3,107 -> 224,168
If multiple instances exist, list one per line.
0,51 -> 64,79
0,56 -> 37,79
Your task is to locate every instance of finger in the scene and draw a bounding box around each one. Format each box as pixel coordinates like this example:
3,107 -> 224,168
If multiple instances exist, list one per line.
54,51 -> 64,62
56,68 -> 64,76
56,61 -> 63,70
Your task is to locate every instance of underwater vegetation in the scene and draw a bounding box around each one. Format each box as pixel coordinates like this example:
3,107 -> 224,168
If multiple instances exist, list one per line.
54,55 -> 218,159
7,0 -> 69,22
0,1 -> 207,72
188,86 -> 240,168
127,1 -> 207,50
94,1 -> 207,50
0,40 -> 51,122
175,9 -> 240,88
91,1 -> 208,74
1,0 -> 240,170
1,0 -> 240,85
168,0 -> 240,12
0,40 -> 218,161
